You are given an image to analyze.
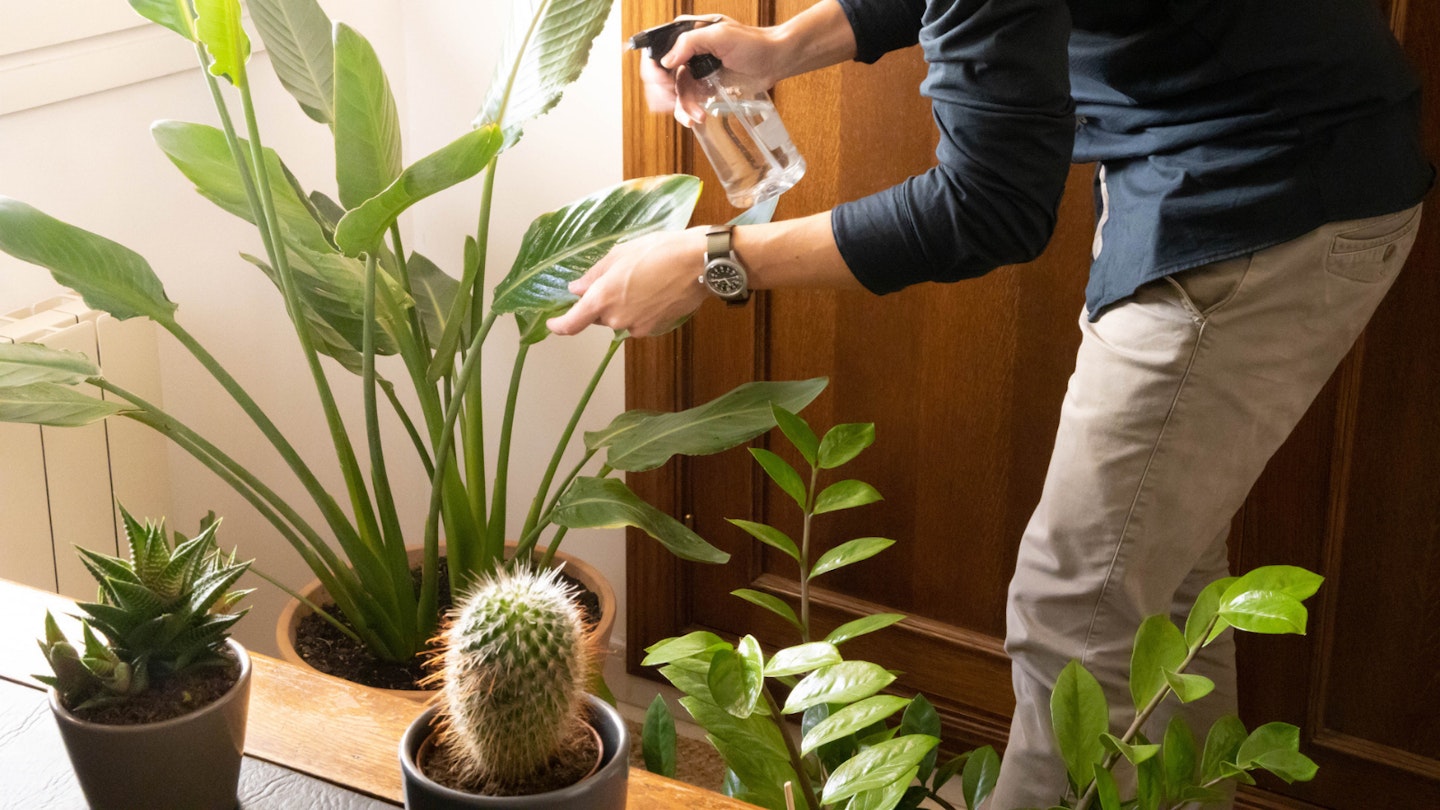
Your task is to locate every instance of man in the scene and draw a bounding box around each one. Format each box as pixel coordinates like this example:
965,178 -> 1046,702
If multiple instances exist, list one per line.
547,1 -> 1431,806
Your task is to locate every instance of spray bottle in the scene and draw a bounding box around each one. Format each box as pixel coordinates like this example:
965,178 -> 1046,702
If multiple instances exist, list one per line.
629,17 -> 806,208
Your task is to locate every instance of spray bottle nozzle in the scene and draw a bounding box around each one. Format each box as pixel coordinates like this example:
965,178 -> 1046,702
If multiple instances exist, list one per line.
627,16 -> 724,77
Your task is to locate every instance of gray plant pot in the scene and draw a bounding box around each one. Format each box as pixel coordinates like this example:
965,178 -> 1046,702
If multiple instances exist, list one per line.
49,639 -> 251,810
400,694 -> 629,810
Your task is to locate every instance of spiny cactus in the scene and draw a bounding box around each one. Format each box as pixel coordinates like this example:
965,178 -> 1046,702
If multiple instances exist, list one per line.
37,506 -> 251,711
433,565 -> 594,792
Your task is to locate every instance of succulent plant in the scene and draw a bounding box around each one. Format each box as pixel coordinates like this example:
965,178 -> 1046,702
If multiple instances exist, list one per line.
37,506 -> 252,711
432,565 -> 595,792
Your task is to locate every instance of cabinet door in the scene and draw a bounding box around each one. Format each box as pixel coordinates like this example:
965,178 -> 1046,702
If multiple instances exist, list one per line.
623,2 -> 1439,806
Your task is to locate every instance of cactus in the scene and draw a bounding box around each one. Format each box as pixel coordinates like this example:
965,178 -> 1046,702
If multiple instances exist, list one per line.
36,506 -> 251,711
433,565 -> 595,792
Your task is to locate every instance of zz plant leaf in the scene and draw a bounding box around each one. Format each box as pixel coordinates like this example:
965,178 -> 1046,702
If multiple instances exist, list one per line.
642,694 -> 677,778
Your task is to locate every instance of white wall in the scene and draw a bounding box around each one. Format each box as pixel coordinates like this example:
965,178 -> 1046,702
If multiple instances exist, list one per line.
0,1 -> 627,654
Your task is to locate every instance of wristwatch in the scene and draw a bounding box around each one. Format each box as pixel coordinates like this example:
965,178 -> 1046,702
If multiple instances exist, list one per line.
699,225 -> 751,305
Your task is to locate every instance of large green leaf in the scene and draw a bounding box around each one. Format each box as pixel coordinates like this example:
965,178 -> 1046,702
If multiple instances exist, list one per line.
552,476 -> 729,563
0,343 -> 101,388
681,695 -> 798,810
708,636 -> 764,719
641,694 -> 677,778
824,613 -> 906,646
898,694 -> 941,782
1185,575 -> 1238,648
152,120 -> 330,253
1051,660 -> 1108,790
1235,722 -> 1317,783
846,772 -> 917,810
127,0 -> 196,40
818,422 -> 875,469
800,694 -> 909,755
195,0 -> 250,86
250,0 -> 335,124
642,631 -> 728,666
1218,566 -> 1323,635
1162,715 -> 1198,800
766,642 -> 842,679
0,383 -> 128,427
334,23 -> 402,209
1130,615 -> 1187,712
726,518 -> 799,563
1200,715 -> 1248,784
813,479 -> 883,515
771,404 -> 819,466
750,448 -> 808,510
730,589 -> 800,631
476,0 -> 613,149
810,537 -> 895,579
492,175 -> 701,314
404,252 -> 460,344
586,377 -> 828,472
783,661 -> 895,715
336,126 -> 503,255
0,198 -> 176,323
961,745 -> 1002,810
821,734 -> 939,804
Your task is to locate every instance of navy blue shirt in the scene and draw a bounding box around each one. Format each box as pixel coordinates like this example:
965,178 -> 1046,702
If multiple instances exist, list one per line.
830,0 -> 1433,317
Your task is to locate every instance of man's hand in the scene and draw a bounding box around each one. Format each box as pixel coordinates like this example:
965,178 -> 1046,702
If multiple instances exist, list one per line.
546,228 -> 711,338
641,17 -> 791,126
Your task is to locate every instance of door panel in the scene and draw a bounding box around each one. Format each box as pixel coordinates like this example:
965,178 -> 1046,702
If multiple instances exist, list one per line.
623,1 -> 1440,806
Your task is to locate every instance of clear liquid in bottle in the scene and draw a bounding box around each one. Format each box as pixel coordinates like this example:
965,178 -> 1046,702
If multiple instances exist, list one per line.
694,92 -> 806,208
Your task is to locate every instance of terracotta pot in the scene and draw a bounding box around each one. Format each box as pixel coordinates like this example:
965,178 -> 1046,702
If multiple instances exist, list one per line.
276,544 -> 617,699
399,695 -> 628,810
49,639 -> 251,810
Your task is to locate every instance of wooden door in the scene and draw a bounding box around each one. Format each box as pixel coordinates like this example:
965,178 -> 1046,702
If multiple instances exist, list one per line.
622,2 -> 1440,807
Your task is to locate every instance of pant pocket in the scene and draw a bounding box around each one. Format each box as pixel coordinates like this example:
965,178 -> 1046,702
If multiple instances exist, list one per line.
1164,253 -> 1254,320
1326,204 -> 1422,283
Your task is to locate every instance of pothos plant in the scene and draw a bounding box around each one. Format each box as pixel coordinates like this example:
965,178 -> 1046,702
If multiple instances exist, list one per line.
1036,565 -> 1322,810
0,0 -> 822,667
641,407 -> 996,810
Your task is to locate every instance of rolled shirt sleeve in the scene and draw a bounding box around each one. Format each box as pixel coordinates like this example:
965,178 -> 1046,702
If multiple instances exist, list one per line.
830,0 -> 1075,294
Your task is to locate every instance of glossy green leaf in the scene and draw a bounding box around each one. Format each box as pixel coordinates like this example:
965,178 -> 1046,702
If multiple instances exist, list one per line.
766,642 -> 841,678
961,745 -> 1001,810
711,635 -> 764,719
476,0 -> 612,149
1185,575 -> 1237,648
1130,615 -> 1187,713
642,631 -> 728,666
678,693 -> 797,810
250,0 -> 334,124
822,734 -> 939,804
336,126 -> 503,254
334,23 -> 402,209
552,476 -> 728,563
1200,715 -> 1248,784
492,175 -> 701,314
899,694 -> 941,782
814,479 -> 883,515
1225,565 -> 1324,603
0,198 -> 176,324
772,404 -> 819,466
1235,722 -> 1314,784
1135,743 -> 1164,810
127,0 -> 196,40
1163,715 -> 1198,799
846,768 -> 917,810
586,377 -> 827,473
1051,660 -> 1108,790
0,383 -> 127,427
751,448 -> 808,510
195,0 -> 249,86
1093,768 -> 1122,810
784,661 -> 896,715
1163,669 -> 1215,703
641,694 -> 677,777
727,519 -> 799,563
818,422 -> 875,469
1218,592 -> 1308,635
825,613 -> 906,646
811,537 -> 895,579
0,343 -> 100,388
730,589 -> 800,631
1100,732 -> 1160,765
152,121 -> 330,253
800,695 -> 910,755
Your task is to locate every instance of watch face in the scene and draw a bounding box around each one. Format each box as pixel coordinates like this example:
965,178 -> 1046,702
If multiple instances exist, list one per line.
704,258 -> 748,299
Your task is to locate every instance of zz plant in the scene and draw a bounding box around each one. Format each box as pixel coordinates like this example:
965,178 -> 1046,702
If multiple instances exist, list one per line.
641,408 -> 989,810
39,506 -> 251,713
0,0 -> 821,667
1037,565 -> 1322,810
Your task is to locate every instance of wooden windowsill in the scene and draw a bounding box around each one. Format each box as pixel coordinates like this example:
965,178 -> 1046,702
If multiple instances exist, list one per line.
0,578 -> 751,809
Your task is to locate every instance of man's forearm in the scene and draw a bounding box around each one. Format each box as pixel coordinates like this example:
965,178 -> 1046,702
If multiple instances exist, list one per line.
733,211 -> 864,291
771,1 -> 860,81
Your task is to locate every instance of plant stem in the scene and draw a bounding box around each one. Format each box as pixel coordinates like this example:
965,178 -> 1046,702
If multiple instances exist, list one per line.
486,340 -> 530,562
520,336 -> 622,543
799,464 -> 821,644
763,687 -> 823,810
362,252 -> 412,626
388,224 -> 433,359
925,791 -> 961,810
516,451 -> 597,561
1073,616 -> 1221,810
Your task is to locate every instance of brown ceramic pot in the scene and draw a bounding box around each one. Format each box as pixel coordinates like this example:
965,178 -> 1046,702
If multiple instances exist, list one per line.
275,544 -> 617,699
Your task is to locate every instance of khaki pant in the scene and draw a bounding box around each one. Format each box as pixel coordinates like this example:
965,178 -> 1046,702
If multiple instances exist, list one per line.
990,204 -> 1423,809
